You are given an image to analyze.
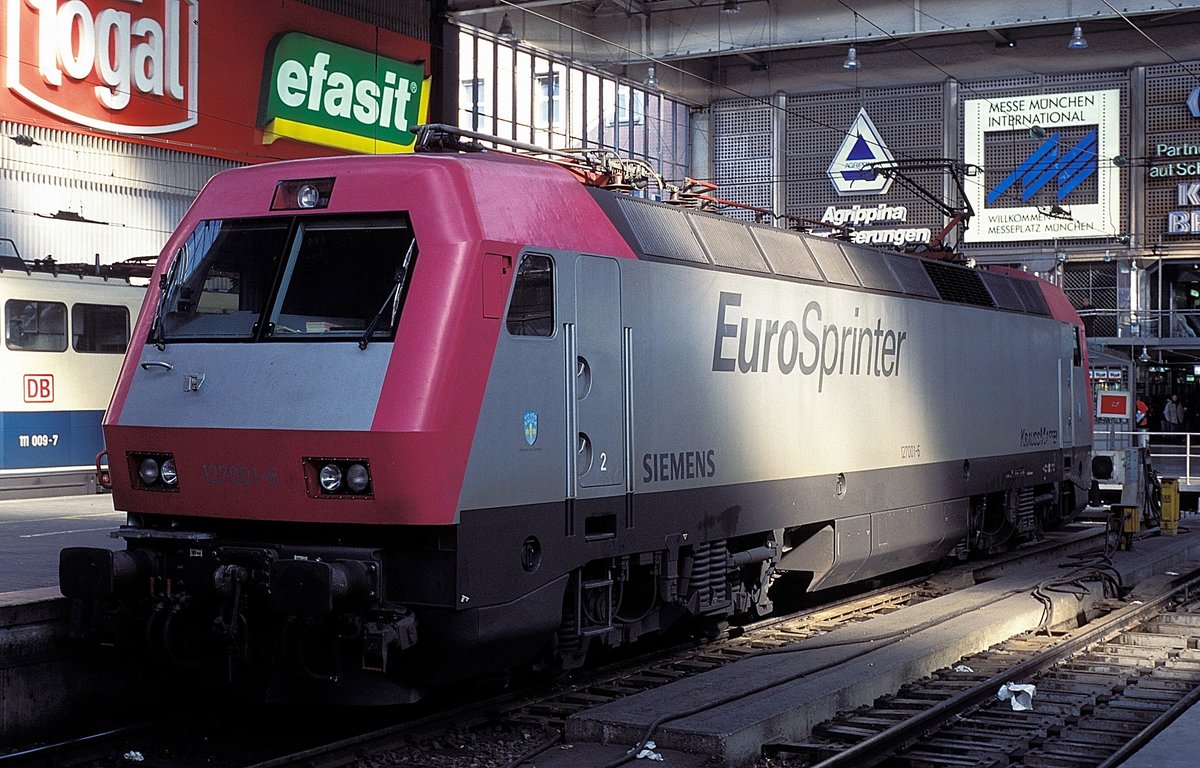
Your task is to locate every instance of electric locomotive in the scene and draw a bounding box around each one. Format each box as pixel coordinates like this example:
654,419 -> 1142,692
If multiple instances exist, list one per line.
1,249 -> 148,498
60,137 -> 1092,704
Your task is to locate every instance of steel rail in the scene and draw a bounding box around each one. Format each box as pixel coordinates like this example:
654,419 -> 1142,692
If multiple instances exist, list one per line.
1094,666 -> 1200,768
808,568 -> 1200,768
0,724 -> 153,768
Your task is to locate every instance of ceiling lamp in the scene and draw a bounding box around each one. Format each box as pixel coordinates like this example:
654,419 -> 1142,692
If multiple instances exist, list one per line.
721,0 -> 740,13
843,12 -> 861,70
645,65 -> 659,88
1068,22 -> 1088,50
497,13 -> 515,41
842,46 -> 860,70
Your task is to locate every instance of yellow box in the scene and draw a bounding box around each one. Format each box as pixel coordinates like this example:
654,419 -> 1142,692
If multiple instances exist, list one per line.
1162,477 -> 1180,535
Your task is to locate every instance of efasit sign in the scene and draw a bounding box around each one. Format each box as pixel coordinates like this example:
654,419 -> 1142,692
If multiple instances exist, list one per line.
7,0 -> 198,134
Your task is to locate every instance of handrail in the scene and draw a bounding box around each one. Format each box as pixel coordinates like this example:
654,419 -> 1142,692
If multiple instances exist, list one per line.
1078,306 -> 1200,340
1093,428 -> 1198,483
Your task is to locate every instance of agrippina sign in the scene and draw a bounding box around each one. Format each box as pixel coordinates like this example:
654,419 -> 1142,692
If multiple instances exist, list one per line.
827,108 -> 895,196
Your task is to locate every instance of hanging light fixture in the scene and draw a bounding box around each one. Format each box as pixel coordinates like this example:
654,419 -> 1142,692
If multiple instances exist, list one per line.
843,12 -> 861,70
645,65 -> 659,88
1139,346 -> 1152,363
721,0 -> 741,14
497,13 -> 515,41
1067,22 -> 1088,50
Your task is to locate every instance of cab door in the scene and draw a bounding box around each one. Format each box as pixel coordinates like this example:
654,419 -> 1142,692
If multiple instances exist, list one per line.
571,256 -> 625,490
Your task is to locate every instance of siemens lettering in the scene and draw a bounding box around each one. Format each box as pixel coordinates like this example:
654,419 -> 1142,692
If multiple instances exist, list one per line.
642,450 -> 717,484
711,291 -> 908,392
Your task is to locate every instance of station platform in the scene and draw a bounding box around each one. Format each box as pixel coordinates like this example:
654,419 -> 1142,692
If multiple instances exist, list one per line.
1123,700 -> 1200,767
0,492 -> 122,592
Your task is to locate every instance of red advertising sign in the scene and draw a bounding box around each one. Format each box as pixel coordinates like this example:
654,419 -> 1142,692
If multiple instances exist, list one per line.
8,0 -> 198,135
1098,392 -> 1129,418
1,0 -> 429,161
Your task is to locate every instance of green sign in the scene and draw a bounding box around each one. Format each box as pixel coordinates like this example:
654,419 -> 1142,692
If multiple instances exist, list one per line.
262,32 -> 428,153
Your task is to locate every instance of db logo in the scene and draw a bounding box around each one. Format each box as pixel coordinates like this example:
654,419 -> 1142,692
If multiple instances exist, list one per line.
23,374 -> 54,403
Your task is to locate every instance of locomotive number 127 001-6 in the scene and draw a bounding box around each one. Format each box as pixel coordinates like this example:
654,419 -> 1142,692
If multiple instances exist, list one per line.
201,463 -> 281,488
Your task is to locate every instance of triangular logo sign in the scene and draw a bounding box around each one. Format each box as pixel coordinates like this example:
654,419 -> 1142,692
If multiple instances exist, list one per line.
827,108 -> 895,195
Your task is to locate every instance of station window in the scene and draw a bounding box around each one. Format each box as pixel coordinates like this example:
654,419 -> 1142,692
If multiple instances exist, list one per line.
72,303 -> 130,353
462,78 -> 486,113
5,299 -> 67,352
536,72 -> 560,127
506,254 -> 554,337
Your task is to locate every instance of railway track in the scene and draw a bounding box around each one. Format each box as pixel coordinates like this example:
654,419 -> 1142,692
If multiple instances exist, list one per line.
0,570 -> 957,768
0,527 -> 1132,768
761,571 -> 1200,768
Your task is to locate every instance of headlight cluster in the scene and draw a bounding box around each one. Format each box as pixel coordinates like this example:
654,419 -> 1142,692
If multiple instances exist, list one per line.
130,452 -> 179,491
306,458 -> 372,497
270,177 -> 334,210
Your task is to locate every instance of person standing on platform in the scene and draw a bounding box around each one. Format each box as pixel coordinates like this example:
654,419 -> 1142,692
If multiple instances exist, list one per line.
1137,396 -> 1149,447
1164,394 -> 1186,437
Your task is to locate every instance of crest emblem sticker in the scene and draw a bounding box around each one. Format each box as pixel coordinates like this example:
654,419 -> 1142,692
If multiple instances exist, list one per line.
523,411 -> 538,446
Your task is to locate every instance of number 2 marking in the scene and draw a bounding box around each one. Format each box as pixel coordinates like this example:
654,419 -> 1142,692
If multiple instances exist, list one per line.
600,452 -> 608,471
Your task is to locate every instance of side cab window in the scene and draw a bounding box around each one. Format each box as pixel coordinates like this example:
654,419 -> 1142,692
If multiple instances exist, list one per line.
506,254 -> 554,337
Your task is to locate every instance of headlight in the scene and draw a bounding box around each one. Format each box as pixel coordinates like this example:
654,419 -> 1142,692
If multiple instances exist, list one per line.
270,177 -> 334,210
346,463 -> 370,493
160,458 -> 178,486
304,457 -> 373,498
297,184 -> 321,209
138,457 -> 160,485
129,452 -> 179,491
319,463 -> 343,492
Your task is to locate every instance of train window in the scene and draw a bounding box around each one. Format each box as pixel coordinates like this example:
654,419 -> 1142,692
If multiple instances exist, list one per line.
507,254 -> 554,337
154,216 -> 416,345
72,304 -> 130,353
5,299 -> 67,352
156,219 -> 291,341
270,219 -> 415,341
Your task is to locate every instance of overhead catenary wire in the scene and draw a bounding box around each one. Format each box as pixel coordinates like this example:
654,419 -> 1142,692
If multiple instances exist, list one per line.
466,0 -> 1173,218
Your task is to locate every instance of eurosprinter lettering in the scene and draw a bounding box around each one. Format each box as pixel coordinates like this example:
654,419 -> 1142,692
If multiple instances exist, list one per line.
262,32 -> 429,154
711,291 -> 909,393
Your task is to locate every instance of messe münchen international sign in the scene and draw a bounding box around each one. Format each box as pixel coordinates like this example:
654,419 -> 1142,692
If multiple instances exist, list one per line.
963,89 -> 1121,243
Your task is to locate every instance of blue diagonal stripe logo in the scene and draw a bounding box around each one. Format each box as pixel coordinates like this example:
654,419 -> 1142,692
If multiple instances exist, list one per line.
985,129 -> 1098,205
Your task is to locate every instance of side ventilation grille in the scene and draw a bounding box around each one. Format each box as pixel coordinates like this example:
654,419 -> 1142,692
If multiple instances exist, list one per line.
922,260 -> 996,308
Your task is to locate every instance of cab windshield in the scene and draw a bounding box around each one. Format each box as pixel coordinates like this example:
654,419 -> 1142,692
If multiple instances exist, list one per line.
152,215 -> 415,345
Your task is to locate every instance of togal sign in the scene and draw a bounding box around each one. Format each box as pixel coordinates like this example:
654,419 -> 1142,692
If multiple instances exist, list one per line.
6,0 -> 199,134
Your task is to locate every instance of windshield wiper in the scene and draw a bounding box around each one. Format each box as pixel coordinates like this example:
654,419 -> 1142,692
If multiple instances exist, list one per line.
359,240 -> 416,350
150,244 -> 186,350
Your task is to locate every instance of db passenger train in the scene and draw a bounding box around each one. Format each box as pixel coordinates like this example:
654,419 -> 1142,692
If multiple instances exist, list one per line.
59,136 -> 1093,704
1,251 -> 147,497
